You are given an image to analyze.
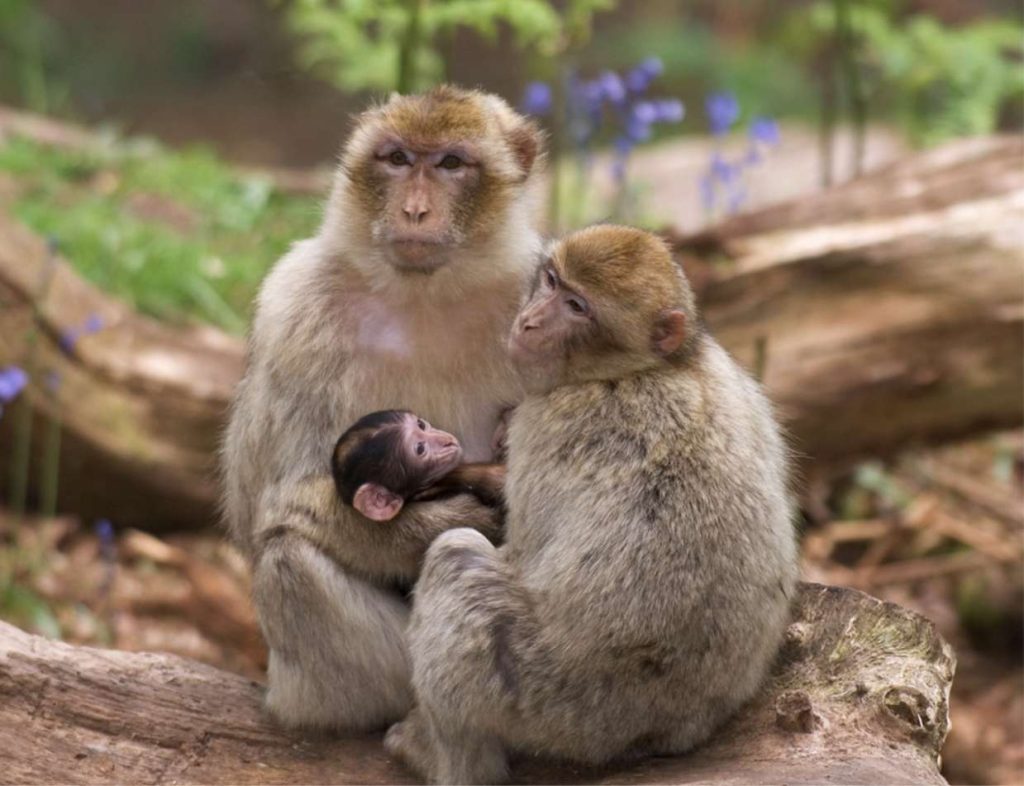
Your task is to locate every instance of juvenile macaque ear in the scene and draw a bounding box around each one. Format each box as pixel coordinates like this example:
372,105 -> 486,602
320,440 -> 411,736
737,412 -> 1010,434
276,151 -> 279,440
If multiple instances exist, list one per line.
653,309 -> 687,357
507,121 -> 543,179
353,483 -> 404,522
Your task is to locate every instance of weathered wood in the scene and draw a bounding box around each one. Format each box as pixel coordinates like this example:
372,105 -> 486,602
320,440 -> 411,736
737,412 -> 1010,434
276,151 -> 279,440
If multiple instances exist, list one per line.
0,583 -> 954,785
0,136 -> 1021,531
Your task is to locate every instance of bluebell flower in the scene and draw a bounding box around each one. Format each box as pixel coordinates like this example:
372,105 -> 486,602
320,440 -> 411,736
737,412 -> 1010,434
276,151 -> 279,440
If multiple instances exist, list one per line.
0,365 -> 28,402
749,116 -> 780,146
706,92 -> 740,136
59,313 -> 104,355
521,81 -> 553,116
654,99 -> 685,123
95,518 -> 115,552
596,71 -> 626,106
625,57 -> 664,93
0,365 -> 28,421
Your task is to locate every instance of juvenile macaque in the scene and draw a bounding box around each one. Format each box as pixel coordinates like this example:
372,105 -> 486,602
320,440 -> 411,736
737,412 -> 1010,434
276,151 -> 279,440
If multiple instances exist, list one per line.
386,225 -> 799,784
220,87 -> 544,731
331,409 -> 506,521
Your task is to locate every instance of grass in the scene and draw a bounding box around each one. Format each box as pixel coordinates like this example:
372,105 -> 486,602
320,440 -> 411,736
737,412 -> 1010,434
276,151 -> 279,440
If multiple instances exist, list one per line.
0,135 -> 323,333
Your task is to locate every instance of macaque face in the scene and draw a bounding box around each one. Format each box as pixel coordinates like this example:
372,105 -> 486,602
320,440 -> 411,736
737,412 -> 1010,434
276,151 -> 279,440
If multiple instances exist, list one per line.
343,89 -> 540,276
399,412 -> 464,484
508,227 -> 690,393
370,138 -> 485,272
508,261 -> 595,390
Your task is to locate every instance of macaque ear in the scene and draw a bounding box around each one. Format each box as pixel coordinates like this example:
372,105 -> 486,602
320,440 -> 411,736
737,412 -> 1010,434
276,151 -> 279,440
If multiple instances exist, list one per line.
653,309 -> 687,357
507,121 -> 543,179
352,483 -> 404,522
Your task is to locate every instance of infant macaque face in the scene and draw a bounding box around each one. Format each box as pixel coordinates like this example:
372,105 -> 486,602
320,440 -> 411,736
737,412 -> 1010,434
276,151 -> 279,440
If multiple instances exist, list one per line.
331,409 -> 464,522
402,412 -> 464,484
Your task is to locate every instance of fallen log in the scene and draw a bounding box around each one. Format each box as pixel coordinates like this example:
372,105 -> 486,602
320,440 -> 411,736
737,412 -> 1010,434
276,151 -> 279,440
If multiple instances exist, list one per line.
0,582 -> 955,785
0,136 -> 1020,531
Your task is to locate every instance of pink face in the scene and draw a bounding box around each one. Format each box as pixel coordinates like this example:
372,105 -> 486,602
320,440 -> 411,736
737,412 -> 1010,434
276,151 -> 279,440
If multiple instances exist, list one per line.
508,262 -> 594,385
371,140 -> 484,271
400,412 -> 464,484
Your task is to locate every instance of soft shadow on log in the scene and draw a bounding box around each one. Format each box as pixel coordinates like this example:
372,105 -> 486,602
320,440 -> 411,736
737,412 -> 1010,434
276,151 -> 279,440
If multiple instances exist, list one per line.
0,136 -> 1021,531
0,583 -> 954,785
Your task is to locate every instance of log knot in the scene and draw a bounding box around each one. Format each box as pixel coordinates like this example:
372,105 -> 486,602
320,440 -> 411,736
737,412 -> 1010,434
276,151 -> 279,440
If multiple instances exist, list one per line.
775,689 -> 821,733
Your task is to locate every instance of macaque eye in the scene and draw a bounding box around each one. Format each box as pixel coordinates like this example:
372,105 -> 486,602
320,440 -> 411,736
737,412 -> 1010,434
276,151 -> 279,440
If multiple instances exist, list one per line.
417,419 -> 426,430
438,154 -> 463,170
416,442 -> 426,456
566,296 -> 589,316
388,150 -> 411,166
544,268 -> 557,288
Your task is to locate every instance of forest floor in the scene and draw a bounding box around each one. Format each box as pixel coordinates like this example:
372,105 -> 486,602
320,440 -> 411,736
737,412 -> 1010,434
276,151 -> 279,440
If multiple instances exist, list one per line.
1,429 -> 1021,785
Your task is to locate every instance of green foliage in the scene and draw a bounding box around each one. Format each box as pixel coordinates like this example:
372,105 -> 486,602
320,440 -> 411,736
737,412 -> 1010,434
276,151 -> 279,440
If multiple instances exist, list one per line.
0,0 -> 68,113
0,136 -> 321,333
800,3 -> 1024,146
275,0 -> 614,93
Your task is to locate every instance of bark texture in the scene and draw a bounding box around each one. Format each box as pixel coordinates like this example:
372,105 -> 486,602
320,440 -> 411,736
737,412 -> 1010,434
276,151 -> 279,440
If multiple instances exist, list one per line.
0,136 -> 1021,531
0,583 -> 954,785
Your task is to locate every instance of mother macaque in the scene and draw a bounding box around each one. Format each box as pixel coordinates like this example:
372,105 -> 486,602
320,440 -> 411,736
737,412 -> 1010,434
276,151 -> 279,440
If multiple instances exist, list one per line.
221,87 -> 544,731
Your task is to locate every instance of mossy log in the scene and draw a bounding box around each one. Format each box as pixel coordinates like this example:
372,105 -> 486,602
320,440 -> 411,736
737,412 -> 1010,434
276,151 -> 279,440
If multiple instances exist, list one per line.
0,583 -> 955,785
0,136 -> 1021,531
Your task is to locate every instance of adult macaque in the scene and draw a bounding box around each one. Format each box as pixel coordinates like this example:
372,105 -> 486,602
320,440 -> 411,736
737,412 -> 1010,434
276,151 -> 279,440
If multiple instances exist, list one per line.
386,226 -> 798,784
331,409 -> 507,520
221,87 -> 543,731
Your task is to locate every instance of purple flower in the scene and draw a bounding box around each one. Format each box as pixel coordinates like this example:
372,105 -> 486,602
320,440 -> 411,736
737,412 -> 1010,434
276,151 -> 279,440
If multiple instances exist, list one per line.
596,71 -> 626,105
521,81 -> 552,116
750,116 -> 780,146
59,313 -> 104,355
625,57 -> 664,93
0,366 -> 28,402
653,99 -> 684,123
706,91 -> 740,136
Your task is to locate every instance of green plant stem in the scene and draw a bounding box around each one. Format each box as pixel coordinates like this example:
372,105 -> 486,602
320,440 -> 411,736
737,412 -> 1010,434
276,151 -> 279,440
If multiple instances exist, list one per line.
834,0 -> 867,177
9,249 -> 59,516
39,404 -> 61,518
397,0 -> 426,93
818,49 -> 837,189
8,364 -> 34,517
548,67 -> 569,234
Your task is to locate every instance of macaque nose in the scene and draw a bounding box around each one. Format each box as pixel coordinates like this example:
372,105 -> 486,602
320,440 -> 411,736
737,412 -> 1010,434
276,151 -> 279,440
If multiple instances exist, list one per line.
520,315 -> 542,331
403,205 -> 430,224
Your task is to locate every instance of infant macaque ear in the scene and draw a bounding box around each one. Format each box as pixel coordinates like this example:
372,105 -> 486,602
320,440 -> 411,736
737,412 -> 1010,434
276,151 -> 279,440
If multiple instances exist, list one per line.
653,309 -> 687,357
353,483 -> 404,522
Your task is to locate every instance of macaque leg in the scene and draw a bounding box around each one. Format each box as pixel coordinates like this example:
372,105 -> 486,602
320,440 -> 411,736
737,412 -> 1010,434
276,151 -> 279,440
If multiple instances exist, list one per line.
389,528 -> 527,785
254,530 -> 413,731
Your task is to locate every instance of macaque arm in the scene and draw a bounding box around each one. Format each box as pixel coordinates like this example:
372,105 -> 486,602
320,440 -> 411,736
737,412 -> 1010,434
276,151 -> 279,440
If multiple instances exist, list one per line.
414,463 -> 507,508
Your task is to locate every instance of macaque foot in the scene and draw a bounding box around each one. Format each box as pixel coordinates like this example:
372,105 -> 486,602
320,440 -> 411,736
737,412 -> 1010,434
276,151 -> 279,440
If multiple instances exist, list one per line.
384,708 -> 435,780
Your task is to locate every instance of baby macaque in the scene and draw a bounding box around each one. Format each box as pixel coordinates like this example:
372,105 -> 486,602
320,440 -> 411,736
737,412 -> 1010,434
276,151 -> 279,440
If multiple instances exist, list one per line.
331,410 -> 506,522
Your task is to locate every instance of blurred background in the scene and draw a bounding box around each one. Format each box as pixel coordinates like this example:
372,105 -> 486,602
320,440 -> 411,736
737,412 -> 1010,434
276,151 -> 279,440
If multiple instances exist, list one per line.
0,2 -> 1021,783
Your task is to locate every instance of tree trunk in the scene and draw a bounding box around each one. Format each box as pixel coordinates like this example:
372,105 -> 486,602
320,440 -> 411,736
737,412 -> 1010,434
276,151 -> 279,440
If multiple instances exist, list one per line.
1,137 -> 1021,531
0,582 -> 955,785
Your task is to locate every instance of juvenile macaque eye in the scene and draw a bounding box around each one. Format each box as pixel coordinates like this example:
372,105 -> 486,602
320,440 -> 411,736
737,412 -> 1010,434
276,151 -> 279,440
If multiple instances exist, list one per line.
389,150 -> 410,166
567,297 -> 588,315
438,154 -> 463,170
417,419 -> 426,430
545,269 -> 557,288
416,442 -> 426,456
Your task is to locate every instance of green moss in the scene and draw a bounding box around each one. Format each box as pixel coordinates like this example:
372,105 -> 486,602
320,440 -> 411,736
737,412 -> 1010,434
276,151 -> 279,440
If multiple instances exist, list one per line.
0,135 -> 322,333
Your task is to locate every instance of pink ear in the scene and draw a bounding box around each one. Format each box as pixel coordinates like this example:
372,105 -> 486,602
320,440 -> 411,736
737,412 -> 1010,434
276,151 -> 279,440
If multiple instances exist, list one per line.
353,483 -> 404,522
654,309 -> 687,357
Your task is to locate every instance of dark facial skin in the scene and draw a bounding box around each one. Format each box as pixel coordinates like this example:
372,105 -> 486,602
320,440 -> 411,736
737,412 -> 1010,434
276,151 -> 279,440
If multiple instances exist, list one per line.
371,140 -> 484,272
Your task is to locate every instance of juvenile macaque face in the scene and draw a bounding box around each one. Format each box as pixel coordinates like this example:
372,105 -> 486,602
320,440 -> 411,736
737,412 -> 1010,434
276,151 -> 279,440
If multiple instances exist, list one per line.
508,226 -> 691,393
332,410 -> 464,522
343,88 -> 542,274
397,412 -> 464,483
